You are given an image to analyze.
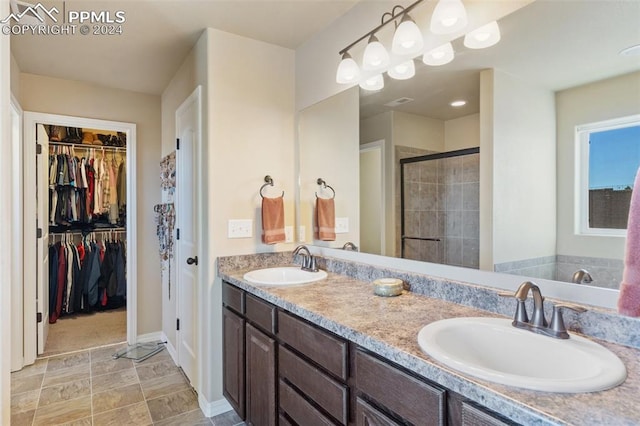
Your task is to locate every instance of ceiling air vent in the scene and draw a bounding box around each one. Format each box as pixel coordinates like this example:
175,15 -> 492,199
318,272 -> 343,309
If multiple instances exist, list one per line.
385,97 -> 414,107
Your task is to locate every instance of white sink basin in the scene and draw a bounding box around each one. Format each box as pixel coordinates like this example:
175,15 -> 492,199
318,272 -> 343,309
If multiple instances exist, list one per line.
243,267 -> 327,286
417,317 -> 626,393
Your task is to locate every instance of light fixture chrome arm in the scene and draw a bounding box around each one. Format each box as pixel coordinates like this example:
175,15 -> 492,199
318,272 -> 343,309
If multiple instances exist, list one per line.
338,0 -> 424,56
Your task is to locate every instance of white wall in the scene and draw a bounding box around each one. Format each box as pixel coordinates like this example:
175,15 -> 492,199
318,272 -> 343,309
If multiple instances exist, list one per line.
19,73 -> 163,336
556,71 -> 640,260
299,87 -> 360,247
160,31 -> 209,354
202,28 -> 296,405
1,0 -> 12,420
392,111 -> 444,151
445,113 -> 480,151
483,69 -> 556,266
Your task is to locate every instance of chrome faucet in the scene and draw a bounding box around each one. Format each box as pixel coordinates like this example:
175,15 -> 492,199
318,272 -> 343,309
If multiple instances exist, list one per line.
342,242 -> 358,251
292,245 -> 318,272
513,281 -> 547,328
572,269 -> 593,284
500,281 -> 587,339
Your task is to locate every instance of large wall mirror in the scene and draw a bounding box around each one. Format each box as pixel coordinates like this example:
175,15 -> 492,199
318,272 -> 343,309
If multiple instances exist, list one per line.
298,0 -> 640,298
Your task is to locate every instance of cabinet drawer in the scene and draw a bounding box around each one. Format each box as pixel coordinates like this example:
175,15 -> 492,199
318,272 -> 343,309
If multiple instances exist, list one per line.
278,310 -> 348,380
223,282 -> 244,314
462,402 -> 514,426
356,398 -> 400,426
246,293 -> 276,335
279,379 -> 336,426
356,350 -> 445,426
279,346 -> 348,425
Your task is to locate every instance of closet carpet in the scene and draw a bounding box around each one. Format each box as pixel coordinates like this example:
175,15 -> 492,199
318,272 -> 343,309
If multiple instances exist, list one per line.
10,343 -> 246,426
42,308 -> 127,357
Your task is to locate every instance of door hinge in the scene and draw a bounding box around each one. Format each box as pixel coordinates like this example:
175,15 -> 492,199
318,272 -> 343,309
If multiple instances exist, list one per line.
36,228 -> 43,238
176,228 -> 180,240
176,318 -> 180,331
176,138 -> 180,150
36,143 -> 42,155
37,312 -> 43,323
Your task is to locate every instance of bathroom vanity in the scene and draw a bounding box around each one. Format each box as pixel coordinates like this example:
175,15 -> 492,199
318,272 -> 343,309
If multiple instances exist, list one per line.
218,253 -> 640,425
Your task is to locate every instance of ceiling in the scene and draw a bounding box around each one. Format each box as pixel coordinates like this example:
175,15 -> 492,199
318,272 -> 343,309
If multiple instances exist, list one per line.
360,0 -> 640,121
10,1 -> 640,109
10,0 -> 361,95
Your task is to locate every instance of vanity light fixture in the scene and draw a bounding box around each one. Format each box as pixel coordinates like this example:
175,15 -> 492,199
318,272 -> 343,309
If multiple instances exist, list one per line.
335,0 -> 500,89
362,35 -> 390,71
388,59 -> 416,80
450,100 -> 466,107
359,74 -> 385,91
422,42 -> 455,66
430,0 -> 468,35
336,52 -> 360,84
464,20 -> 501,49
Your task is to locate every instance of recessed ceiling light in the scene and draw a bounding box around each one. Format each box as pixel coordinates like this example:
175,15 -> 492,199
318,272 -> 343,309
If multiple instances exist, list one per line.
450,100 -> 466,107
620,44 -> 640,56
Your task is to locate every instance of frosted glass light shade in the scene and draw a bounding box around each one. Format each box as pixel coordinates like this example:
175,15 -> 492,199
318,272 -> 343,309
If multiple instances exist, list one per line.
388,60 -> 415,80
422,42 -> 455,66
392,15 -> 424,56
359,74 -> 384,91
336,53 -> 360,84
464,21 -> 501,49
430,0 -> 468,34
362,35 -> 390,71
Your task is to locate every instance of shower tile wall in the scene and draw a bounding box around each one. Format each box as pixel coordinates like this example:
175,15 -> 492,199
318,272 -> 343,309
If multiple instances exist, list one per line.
400,148 -> 479,269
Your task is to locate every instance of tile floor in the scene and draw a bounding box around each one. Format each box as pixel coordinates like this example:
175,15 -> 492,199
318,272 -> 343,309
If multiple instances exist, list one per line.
11,343 -> 245,426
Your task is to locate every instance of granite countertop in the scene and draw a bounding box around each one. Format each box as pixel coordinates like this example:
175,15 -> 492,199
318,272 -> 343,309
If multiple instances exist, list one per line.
218,258 -> 640,426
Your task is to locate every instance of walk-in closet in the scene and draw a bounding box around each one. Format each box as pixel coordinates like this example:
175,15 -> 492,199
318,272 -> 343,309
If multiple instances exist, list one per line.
37,122 -> 129,357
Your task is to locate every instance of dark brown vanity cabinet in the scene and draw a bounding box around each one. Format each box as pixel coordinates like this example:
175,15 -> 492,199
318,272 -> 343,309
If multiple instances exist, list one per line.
278,311 -> 349,425
223,283 -> 278,426
222,282 -> 518,426
355,349 -> 446,425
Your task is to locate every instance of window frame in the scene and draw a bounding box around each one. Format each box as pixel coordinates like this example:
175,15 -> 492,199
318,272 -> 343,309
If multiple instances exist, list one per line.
575,114 -> 640,237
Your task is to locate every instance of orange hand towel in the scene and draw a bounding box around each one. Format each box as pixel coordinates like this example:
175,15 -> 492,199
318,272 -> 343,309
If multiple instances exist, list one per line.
262,196 -> 286,244
316,197 -> 336,241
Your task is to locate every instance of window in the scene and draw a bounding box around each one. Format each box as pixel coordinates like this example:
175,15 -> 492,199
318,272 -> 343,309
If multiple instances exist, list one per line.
577,115 -> 640,236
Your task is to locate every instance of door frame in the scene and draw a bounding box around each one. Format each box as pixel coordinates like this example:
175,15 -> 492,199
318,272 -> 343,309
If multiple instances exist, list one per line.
175,85 -> 202,386
10,95 -> 24,371
21,112 -> 137,366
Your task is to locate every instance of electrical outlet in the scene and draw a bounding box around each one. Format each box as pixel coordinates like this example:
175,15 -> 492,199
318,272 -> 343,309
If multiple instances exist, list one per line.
298,226 -> 306,242
335,217 -> 349,234
228,219 -> 252,238
285,226 -> 293,243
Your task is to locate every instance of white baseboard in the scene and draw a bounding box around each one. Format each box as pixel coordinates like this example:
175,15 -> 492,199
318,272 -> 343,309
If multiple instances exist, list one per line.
161,333 -> 178,364
198,394 -> 233,418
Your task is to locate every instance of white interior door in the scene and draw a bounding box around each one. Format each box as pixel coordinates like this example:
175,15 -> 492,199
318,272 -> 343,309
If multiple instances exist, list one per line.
175,87 -> 201,384
36,124 -> 50,354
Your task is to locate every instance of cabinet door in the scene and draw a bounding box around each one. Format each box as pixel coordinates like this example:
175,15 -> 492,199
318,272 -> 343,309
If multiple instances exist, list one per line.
223,307 -> 245,419
356,398 -> 400,426
246,323 -> 277,426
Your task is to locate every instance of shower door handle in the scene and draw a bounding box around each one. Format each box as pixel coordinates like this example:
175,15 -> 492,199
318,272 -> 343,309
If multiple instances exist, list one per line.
187,256 -> 198,266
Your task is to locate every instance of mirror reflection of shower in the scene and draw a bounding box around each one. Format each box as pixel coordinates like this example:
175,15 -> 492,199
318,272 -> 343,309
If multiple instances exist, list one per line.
400,148 -> 480,268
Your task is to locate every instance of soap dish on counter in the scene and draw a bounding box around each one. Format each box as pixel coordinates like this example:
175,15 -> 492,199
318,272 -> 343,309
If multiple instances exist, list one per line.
372,278 -> 403,297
